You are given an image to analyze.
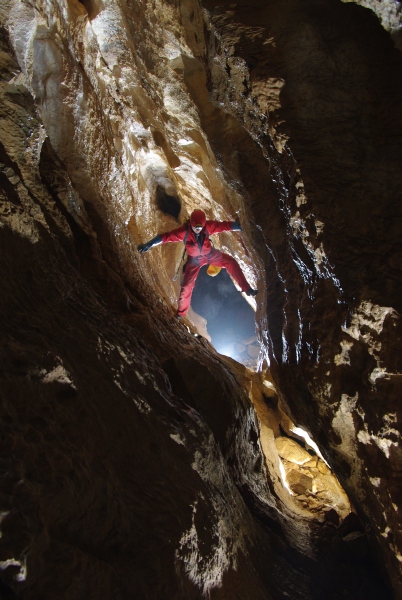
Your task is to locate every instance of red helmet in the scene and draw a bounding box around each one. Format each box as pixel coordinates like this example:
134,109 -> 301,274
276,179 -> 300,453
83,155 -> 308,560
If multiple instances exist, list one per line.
190,209 -> 206,228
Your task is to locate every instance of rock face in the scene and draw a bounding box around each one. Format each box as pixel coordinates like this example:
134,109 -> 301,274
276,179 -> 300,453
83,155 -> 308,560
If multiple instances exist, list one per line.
0,0 -> 401,598
195,0 -> 402,596
342,0 -> 402,50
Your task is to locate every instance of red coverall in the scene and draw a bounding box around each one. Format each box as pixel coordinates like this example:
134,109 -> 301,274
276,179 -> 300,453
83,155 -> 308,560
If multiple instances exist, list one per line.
161,221 -> 250,317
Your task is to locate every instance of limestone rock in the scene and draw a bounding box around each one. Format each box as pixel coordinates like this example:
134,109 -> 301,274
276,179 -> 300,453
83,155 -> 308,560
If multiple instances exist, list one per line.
0,0 -> 400,597
199,0 -> 402,594
286,469 -> 314,495
275,436 -> 313,465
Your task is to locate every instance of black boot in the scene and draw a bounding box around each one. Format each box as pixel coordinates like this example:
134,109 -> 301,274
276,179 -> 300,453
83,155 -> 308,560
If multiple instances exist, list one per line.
245,288 -> 258,297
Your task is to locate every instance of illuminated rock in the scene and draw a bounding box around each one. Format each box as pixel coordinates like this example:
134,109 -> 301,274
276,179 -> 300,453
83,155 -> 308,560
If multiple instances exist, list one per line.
275,436 -> 313,465
286,469 -> 314,495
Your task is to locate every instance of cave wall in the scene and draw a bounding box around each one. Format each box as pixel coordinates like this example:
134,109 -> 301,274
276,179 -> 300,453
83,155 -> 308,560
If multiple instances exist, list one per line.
0,0 -> 402,598
188,0 -> 402,595
0,3 -> 276,598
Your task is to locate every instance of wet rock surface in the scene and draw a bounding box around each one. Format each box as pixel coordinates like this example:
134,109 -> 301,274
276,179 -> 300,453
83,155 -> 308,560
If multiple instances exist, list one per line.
0,0 -> 401,598
197,0 -> 402,596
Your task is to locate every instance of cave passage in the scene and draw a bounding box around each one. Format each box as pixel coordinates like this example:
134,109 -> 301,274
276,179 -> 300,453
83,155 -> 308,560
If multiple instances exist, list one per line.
191,266 -> 260,366
156,186 -> 181,218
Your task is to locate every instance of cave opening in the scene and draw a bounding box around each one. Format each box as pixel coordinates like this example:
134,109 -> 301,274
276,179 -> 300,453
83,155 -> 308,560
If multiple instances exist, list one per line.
156,186 -> 181,219
190,265 -> 260,366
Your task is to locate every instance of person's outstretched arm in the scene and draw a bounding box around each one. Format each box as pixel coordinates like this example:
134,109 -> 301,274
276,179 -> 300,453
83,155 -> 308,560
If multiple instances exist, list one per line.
137,235 -> 162,253
137,224 -> 188,253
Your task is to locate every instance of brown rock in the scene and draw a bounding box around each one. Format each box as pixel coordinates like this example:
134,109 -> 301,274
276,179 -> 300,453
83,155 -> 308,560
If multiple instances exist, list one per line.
286,469 -> 314,495
0,0 -> 399,597
275,436 -> 313,465
322,508 -> 340,527
317,461 -> 330,475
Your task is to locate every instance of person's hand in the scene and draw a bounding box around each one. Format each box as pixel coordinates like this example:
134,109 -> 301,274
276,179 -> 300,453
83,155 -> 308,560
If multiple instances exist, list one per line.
137,241 -> 152,253
137,235 -> 162,253
232,221 -> 242,232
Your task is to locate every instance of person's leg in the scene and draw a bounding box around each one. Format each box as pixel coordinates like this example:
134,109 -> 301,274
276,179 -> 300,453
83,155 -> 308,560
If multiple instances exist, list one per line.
177,261 -> 201,317
208,250 -> 251,292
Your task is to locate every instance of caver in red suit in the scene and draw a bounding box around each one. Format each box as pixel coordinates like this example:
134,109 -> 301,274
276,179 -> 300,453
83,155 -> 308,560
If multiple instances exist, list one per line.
137,209 -> 257,318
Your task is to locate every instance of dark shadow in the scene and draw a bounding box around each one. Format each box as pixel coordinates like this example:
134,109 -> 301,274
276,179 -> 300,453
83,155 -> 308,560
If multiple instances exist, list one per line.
156,186 -> 181,219
76,0 -> 100,18
0,581 -> 16,600
151,129 -> 181,168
